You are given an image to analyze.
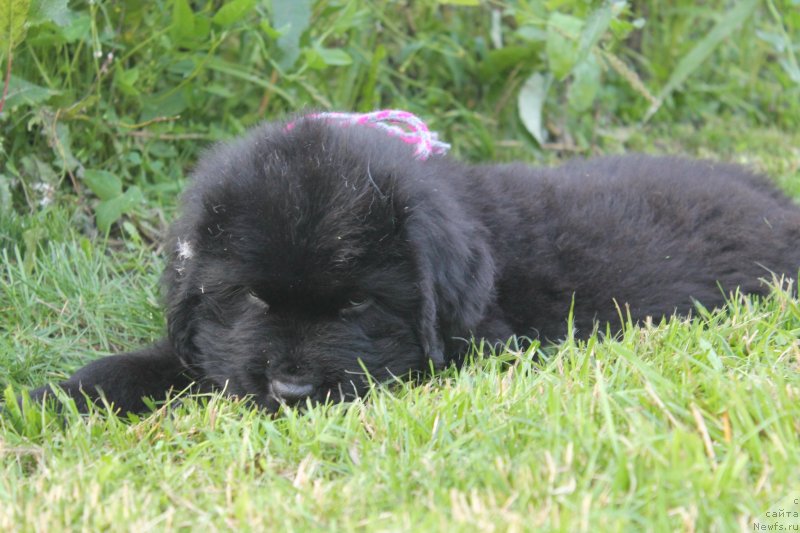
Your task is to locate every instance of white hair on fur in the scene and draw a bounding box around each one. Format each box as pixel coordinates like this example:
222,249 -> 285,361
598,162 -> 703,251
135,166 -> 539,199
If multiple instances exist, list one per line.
176,238 -> 194,261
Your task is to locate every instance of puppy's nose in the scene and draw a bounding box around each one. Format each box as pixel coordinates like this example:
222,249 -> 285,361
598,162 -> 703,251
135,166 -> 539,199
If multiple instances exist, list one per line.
270,379 -> 314,402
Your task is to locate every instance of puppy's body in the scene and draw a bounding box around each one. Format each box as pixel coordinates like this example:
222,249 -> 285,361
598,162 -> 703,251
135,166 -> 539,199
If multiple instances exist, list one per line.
462,157 -> 800,340
23,117 -> 800,413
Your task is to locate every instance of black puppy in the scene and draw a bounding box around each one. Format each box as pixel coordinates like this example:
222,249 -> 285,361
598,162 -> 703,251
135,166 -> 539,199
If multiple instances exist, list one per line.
23,114 -> 800,414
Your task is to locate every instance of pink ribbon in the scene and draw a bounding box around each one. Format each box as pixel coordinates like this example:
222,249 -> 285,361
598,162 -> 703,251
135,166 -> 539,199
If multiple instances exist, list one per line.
286,110 -> 450,161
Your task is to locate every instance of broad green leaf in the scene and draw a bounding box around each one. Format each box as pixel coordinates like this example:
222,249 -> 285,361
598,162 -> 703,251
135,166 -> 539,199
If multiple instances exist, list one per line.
168,58 -> 195,76
146,141 -> 177,158
170,0 -> 196,45
95,199 -> 121,234
19,154 -> 57,184
48,122 -> 78,172
29,0 -> 72,27
273,0 -> 312,69
646,0 -> 759,121
114,66 -> 140,96
316,47 -> 352,67
202,84 -> 235,98
27,11 -> 89,45
546,13 -> 584,80
95,186 -> 142,233
304,46 -> 352,69
568,55 -> 601,112
517,25 -> 547,42
140,89 -> 188,122
478,43 -> 541,80
83,169 -> 122,201
3,75 -> 58,108
212,0 -> 255,28
0,0 -> 31,54
303,48 -> 326,70
193,15 -> 210,43
518,72 -> 552,146
259,19 -> 281,40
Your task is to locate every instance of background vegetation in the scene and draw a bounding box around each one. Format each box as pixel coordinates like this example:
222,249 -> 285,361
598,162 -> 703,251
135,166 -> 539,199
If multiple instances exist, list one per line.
1,0 -> 799,530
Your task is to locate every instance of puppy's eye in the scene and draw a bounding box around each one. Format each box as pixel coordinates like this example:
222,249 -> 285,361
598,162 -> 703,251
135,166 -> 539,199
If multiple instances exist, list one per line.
246,290 -> 269,311
340,295 -> 372,316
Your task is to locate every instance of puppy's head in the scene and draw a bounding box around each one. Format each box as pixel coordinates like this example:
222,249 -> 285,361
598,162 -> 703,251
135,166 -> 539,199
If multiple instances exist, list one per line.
162,117 -> 493,410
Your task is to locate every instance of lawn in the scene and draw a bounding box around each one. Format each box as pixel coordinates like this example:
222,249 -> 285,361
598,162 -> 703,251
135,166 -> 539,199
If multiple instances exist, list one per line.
2,1 -> 800,531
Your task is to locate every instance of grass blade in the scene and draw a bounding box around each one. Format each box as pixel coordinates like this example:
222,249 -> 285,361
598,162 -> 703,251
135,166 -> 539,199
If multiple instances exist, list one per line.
645,0 -> 759,122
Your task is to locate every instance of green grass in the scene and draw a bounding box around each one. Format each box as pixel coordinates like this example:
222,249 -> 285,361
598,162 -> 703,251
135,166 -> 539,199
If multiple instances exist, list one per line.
2,1 -> 800,531
2,278 -> 800,530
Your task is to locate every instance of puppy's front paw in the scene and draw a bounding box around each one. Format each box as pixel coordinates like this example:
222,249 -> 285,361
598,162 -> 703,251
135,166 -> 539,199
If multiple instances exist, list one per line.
26,385 -> 55,403
8,383 -> 91,416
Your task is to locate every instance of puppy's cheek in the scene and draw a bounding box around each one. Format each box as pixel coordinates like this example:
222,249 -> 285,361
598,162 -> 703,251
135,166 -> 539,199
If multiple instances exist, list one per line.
189,319 -> 264,395
340,315 -> 428,380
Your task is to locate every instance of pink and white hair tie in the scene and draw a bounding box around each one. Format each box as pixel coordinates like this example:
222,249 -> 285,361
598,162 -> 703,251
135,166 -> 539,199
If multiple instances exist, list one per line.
287,110 -> 451,161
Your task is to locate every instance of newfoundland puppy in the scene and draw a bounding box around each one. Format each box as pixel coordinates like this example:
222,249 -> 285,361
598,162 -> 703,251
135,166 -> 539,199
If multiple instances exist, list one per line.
23,111 -> 800,414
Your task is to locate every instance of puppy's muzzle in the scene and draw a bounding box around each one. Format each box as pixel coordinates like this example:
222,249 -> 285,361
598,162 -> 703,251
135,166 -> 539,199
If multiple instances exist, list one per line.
270,379 -> 315,403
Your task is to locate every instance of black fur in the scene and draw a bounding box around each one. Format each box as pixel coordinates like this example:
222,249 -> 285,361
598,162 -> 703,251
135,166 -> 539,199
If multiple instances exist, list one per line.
23,116 -> 800,414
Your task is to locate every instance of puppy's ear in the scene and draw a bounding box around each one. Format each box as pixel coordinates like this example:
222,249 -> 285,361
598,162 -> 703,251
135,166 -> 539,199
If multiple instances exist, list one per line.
405,196 -> 495,368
